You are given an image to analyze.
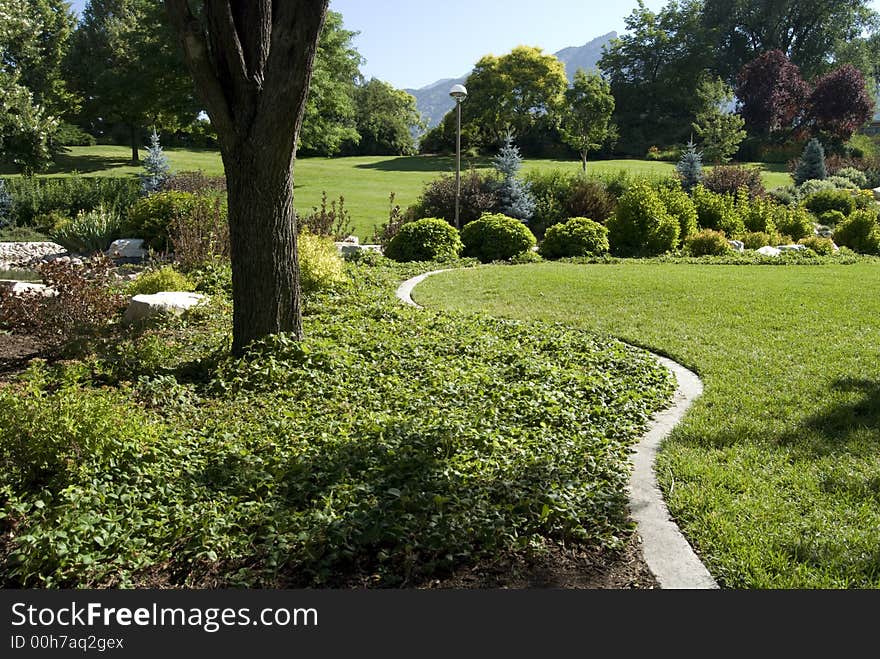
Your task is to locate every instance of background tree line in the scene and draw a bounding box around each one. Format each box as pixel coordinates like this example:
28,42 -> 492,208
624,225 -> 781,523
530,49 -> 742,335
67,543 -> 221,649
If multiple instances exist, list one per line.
0,1 -> 425,174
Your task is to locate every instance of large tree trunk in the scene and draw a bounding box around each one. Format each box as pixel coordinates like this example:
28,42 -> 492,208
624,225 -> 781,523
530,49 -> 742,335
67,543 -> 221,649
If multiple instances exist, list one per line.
223,146 -> 302,353
165,0 -> 327,354
130,125 -> 140,163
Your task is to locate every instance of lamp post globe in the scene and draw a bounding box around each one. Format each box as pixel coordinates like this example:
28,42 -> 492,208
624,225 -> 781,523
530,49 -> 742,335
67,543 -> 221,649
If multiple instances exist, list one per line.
450,85 -> 468,230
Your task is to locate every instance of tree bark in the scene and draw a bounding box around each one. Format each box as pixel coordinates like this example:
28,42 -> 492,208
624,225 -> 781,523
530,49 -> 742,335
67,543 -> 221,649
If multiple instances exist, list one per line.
130,125 -> 140,163
165,0 -> 328,354
581,151 -> 588,172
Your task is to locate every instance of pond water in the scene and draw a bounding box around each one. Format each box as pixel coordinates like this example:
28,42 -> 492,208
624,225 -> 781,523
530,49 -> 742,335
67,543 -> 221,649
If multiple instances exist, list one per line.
0,269 -> 41,282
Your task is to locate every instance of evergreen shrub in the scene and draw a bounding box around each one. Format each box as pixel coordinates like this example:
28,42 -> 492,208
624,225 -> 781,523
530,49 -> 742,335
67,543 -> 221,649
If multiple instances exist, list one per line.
794,139 -> 827,186
384,218 -> 463,262
686,229 -> 732,256
461,213 -> 537,262
692,185 -> 745,236
539,217 -> 609,259
804,189 -> 856,217
607,183 -> 680,256
657,185 -> 698,245
834,209 -> 880,254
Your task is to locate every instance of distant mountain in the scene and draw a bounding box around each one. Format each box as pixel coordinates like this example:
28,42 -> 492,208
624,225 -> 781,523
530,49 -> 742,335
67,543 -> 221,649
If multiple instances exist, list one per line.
405,32 -> 618,129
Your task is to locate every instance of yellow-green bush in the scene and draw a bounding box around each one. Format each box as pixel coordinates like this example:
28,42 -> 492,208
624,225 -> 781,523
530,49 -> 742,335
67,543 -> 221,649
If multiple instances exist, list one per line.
299,232 -> 346,294
128,266 -> 195,296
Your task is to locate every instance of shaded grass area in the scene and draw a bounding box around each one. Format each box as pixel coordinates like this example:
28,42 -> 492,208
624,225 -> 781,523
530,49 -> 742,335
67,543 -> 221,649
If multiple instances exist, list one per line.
1,147 -> 793,240
0,262 -> 674,588
417,261 -> 880,588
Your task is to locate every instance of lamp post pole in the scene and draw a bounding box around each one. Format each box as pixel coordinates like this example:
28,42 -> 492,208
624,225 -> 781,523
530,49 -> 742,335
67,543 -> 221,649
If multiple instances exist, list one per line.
449,85 -> 468,230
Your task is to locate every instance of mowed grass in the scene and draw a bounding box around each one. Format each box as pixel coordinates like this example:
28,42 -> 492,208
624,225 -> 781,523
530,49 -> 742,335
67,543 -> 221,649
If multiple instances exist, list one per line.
416,262 -> 880,588
0,146 -> 792,239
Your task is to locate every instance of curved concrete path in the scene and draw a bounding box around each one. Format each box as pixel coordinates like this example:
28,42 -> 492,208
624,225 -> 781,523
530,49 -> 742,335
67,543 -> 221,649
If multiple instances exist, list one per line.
396,269 -> 718,590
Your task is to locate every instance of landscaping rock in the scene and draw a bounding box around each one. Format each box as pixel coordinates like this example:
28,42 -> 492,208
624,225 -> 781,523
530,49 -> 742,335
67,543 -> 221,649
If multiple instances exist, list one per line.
778,244 -> 807,252
815,225 -> 834,239
123,292 -> 207,324
0,281 -> 54,297
729,240 -> 745,253
107,239 -> 148,261
757,246 -> 782,257
873,187 -> 880,202
0,241 -> 67,269
336,243 -> 383,257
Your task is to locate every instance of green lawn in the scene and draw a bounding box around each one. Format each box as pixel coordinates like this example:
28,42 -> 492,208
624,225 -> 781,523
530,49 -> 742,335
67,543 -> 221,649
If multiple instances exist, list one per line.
0,146 -> 793,239
417,261 -> 880,589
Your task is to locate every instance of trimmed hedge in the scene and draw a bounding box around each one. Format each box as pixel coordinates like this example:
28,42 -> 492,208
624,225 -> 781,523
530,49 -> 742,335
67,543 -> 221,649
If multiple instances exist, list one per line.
539,217 -> 609,259
384,218 -> 462,262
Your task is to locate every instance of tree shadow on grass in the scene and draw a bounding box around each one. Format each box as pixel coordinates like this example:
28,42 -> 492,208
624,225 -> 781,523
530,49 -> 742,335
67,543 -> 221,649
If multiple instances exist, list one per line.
0,154 -> 137,177
354,155 -> 491,173
779,378 -> 880,457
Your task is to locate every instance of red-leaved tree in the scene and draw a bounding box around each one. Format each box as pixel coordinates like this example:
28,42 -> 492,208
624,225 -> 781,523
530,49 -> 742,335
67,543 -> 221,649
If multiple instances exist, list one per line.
736,50 -> 809,136
806,64 -> 875,142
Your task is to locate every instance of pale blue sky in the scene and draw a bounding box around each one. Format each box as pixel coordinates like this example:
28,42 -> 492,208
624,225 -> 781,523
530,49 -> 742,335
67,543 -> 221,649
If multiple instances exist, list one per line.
66,0 -> 880,90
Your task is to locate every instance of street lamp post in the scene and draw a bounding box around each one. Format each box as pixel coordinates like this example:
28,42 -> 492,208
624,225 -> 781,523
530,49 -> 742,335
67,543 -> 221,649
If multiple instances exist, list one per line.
449,84 -> 468,230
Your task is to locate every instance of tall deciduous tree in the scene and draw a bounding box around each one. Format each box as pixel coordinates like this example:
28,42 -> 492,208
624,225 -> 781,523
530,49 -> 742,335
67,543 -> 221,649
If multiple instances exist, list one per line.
692,78 -> 745,163
560,70 -> 616,172
703,0 -> 879,83
735,50 -> 809,137
165,0 -> 328,353
806,65 -> 875,143
299,10 -> 362,156
598,0 -> 716,156
69,0 -> 198,162
350,78 -> 423,156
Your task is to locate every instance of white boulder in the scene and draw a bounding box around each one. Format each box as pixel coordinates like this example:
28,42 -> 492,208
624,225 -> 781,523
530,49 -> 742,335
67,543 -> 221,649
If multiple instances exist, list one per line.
0,281 -> 54,297
107,239 -> 148,260
873,187 -> 880,202
729,240 -> 745,253
778,244 -> 807,252
757,246 -> 782,258
123,292 -> 207,324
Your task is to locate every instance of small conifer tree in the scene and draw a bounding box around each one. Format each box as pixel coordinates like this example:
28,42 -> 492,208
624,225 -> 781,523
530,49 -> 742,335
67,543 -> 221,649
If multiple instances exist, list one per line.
677,140 -> 704,191
493,131 -> 536,222
0,179 -> 12,228
140,129 -> 172,194
794,138 -> 827,186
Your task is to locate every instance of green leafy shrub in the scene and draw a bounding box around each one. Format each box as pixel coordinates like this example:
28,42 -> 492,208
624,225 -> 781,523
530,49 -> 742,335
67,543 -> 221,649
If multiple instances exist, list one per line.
834,209 -> 880,254
607,183 -> 680,256
798,179 -> 836,198
127,191 -> 196,251
4,176 -> 141,228
692,185 -> 745,237
539,217 -> 609,259
741,196 -> 778,234
50,207 -> 123,254
686,229 -> 732,256
128,266 -> 195,296
775,206 -> 815,242
799,236 -> 837,255
524,169 -> 573,233
702,165 -> 765,198
461,213 -> 537,262
657,185 -> 698,245
167,196 -> 229,271
741,231 -> 777,250
384,218 -> 462,262
298,232 -> 347,294
818,210 -> 847,227
835,167 -> 869,190
804,189 -> 856,217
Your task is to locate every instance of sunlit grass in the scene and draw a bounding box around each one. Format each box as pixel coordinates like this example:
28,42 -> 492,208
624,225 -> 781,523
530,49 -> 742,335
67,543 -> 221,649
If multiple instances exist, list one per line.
417,261 -> 880,588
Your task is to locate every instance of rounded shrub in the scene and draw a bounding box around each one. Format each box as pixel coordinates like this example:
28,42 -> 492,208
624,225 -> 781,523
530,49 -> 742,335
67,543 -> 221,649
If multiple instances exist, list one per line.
686,229 -> 732,256
384,218 -> 462,262
835,167 -> 869,190
775,206 -> 815,242
657,185 -> 698,245
834,209 -> 880,254
799,236 -> 837,256
539,217 -> 609,260
702,165 -> 765,199
827,176 -> 859,191
461,213 -> 537,263
798,179 -> 836,198
565,178 -> 616,224
741,196 -> 778,235
607,183 -> 680,257
298,232 -> 347,294
741,232 -> 777,250
803,189 -> 856,217
128,266 -> 195,296
818,210 -> 847,227
692,185 -> 745,237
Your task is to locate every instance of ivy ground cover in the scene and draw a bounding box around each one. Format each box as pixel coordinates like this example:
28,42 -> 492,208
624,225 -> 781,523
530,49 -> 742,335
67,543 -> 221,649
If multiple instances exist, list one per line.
418,261 -> 880,588
0,263 -> 673,587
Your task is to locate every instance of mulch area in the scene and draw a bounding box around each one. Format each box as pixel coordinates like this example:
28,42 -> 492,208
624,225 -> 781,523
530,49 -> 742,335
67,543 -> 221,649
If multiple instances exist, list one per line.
0,332 -> 657,590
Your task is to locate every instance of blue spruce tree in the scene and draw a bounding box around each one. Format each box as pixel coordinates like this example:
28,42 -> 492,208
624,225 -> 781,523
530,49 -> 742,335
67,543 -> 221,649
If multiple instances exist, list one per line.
140,129 -> 172,194
677,140 -> 704,191
794,138 -> 827,186
0,179 -> 12,229
493,132 -> 536,222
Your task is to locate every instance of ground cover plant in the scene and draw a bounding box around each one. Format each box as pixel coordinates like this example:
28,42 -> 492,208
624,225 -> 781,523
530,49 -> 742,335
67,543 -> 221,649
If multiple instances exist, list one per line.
417,260 -> 880,588
0,260 -> 674,588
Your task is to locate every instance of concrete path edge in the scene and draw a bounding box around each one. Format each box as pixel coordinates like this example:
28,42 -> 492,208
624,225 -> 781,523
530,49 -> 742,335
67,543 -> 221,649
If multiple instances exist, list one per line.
396,269 -> 719,590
